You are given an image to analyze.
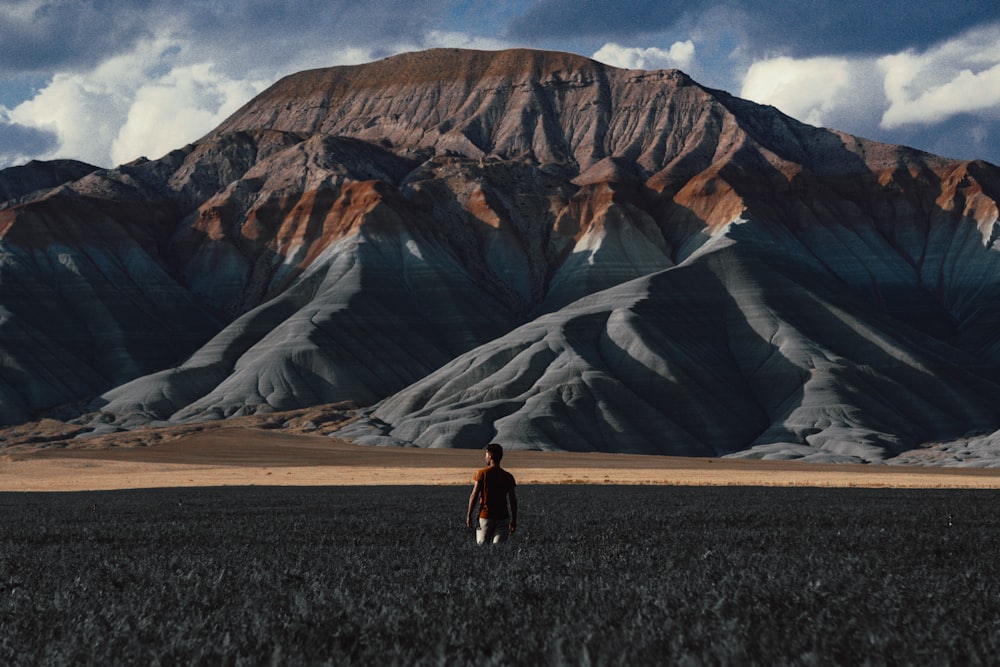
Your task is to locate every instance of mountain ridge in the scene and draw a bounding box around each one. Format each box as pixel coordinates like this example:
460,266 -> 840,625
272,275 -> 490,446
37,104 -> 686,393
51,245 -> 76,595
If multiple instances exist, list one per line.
2,48 -> 1000,464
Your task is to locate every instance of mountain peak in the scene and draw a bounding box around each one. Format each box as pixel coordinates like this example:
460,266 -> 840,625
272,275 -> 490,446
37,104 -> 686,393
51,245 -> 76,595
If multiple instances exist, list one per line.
240,47 -> 628,101
342,47 -> 614,83
210,47 -> 702,173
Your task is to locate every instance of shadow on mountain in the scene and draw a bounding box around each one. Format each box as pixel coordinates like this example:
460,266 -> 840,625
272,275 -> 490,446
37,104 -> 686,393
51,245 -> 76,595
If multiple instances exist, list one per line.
7,49 -> 1000,463
336,127 -> 1000,460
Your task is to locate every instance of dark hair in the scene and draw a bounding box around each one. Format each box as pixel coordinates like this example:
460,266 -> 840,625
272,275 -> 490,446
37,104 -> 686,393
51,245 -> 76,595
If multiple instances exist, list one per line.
486,443 -> 503,463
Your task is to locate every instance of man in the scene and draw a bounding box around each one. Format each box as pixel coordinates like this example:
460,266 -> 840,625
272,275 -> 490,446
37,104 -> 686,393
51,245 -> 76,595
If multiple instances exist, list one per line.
466,443 -> 517,544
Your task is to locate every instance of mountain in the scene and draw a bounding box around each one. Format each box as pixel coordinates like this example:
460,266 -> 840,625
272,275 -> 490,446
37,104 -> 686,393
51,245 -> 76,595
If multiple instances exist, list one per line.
2,48 -> 1000,463
0,159 -> 100,203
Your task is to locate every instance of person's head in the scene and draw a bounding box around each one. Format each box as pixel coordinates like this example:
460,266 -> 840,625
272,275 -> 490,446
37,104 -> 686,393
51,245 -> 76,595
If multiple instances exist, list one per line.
485,443 -> 503,465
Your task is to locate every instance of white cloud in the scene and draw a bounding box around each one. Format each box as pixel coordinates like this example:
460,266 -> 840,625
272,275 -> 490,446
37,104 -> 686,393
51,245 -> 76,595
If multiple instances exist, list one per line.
2,35 -> 379,167
879,24 -> 1000,129
1,0 -> 44,23
111,63 -> 263,164
737,54 -> 889,140
8,35 -> 191,166
741,56 -> 855,127
421,30 -> 511,52
592,41 -> 696,71
8,70 -> 129,167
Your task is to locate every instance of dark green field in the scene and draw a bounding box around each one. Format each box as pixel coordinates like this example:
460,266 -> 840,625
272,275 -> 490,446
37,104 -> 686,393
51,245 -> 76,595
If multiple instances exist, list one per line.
2,485 -> 999,665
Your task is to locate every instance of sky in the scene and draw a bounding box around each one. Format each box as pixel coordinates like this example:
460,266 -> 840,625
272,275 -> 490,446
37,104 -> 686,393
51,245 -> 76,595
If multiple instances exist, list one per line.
2,0 -> 999,170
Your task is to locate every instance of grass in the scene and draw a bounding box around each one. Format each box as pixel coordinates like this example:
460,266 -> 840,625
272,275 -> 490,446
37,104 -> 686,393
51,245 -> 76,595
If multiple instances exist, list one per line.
2,485 -> 999,665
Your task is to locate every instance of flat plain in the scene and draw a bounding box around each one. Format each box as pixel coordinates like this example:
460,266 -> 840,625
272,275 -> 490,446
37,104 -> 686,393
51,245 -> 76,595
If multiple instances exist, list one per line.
3,425 -> 1000,491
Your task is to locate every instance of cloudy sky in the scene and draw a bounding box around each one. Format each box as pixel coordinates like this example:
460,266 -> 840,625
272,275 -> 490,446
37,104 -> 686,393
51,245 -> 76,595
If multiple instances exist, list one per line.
2,0 -> 999,169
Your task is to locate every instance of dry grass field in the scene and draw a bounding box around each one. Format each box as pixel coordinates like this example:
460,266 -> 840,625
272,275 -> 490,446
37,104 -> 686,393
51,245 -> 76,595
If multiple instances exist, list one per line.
5,483 -> 1000,664
3,417 -> 1000,491
5,416 -> 1000,664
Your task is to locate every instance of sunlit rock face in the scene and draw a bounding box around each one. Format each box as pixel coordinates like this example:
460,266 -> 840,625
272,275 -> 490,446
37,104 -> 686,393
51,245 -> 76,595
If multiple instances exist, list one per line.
3,48 -> 1000,463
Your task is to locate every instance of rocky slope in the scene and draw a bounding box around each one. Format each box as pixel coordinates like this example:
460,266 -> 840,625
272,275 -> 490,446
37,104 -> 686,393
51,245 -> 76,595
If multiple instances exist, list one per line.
0,159 -> 99,203
2,48 -> 1000,463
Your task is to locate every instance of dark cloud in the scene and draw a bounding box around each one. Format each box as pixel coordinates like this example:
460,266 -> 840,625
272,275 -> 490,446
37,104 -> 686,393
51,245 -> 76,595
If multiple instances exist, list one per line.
507,0 -> 1000,57
0,1 -> 155,74
0,0 -> 457,76
0,119 -> 58,167
178,0 -> 439,45
174,0 -> 458,76
507,0 -> 694,43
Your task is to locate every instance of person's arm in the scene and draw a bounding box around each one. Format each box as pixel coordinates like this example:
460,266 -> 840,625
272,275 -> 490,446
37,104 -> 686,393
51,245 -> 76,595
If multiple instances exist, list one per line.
508,488 -> 518,533
466,480 -> 482,529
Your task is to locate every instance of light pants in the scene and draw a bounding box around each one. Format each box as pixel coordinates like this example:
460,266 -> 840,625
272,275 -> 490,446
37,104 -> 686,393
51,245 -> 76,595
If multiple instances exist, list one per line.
477,518 -> 509,545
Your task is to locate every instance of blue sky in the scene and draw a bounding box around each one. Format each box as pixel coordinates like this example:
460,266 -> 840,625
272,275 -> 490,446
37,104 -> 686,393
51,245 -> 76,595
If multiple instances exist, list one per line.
2,0 -> 999,169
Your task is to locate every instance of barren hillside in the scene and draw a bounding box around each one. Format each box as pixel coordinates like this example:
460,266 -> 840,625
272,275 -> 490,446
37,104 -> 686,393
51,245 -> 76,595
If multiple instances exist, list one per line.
2,48 -> 999,463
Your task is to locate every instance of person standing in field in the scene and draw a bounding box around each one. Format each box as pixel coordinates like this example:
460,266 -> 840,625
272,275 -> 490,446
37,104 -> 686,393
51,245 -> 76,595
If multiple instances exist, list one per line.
466,443 -> 517,544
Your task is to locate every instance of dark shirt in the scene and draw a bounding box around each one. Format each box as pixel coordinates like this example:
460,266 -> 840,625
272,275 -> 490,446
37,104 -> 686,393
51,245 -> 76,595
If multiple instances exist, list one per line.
473,466 -> 516,520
